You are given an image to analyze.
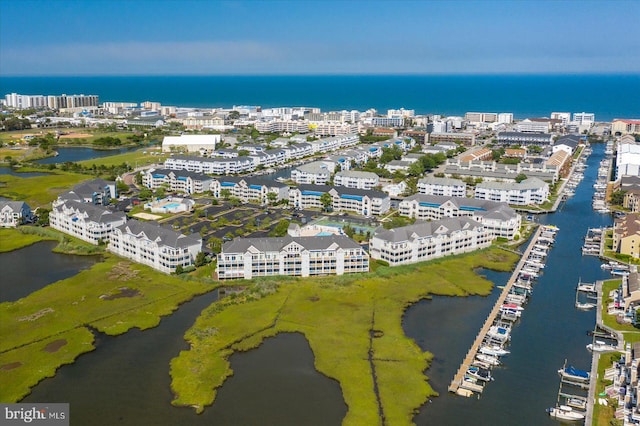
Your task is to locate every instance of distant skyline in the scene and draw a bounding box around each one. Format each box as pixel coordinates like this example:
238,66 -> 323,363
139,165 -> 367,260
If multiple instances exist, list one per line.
1,0 -> 639,76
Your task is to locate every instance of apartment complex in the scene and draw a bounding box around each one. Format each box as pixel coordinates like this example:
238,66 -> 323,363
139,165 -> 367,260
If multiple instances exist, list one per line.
142,168 -> 214,194
613,214 -> 640,259
161,134 -> 220,153
210,176 -> 289,204
0,201 -> 33,227
289,185 -> 390,216
474,178 -> 549,205
58,179 -> 118,206
216,235 -> 369,279
370,217 -> 493,266
109,220 -> 202,274
333,170 -> 379,190
398,194 -> 521,239
50,200 -> 126,245
496,132 -> 554,146
417,177 -> 466,197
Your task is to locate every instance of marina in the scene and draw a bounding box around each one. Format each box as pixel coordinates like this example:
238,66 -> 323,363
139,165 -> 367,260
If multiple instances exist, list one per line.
448,224 -> 558,396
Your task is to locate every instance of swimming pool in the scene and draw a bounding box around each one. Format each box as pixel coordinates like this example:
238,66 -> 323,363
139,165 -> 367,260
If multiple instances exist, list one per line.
162,203 -> 181,209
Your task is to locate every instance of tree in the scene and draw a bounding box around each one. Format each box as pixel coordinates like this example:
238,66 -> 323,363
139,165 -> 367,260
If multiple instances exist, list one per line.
116,180 -> 129,195
138,188 -> 153,200
208,237 -> 223,254
515,173 -> 528,183
320,193 -> 333,212
343,224 -> 355,238
175,265 -> 184,275
267,192 -> 278,205
380,146 -> 403,164
195,251 -> 207,267
407,161 -> 425,177
269,219 -> 290,237
610,190 -> 626,206
220,189 -> 231,200
36,208 -> 50,226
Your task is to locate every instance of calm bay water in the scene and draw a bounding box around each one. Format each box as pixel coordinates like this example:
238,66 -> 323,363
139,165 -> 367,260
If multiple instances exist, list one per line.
0,167 -> 50,177
0,241 -> 100,302
36,146 -> 135,164
2,75 -> 639,120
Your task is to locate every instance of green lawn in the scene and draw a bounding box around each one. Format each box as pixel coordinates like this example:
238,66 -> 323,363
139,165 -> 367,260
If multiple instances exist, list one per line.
170,248 -> 519,425
0,228 -> 54,252
592,352 -> 621,426
0,171 -> 89,207
76,148 -> 168,168
0,255 -> 214,402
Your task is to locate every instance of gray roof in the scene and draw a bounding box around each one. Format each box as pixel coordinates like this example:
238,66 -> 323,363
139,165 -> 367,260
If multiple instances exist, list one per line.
0,201 -> 30,211
170,155 -> 252,163
72,178 -> 114,198
497,132 -> 553,139
402,194 -> 518,219
295,161 -> 332,174
222,234 -> 361,253
57,200 -> 125,224
213,176 -> 288,188
477,177 -> 547,191
418,176 -> 466,186
334,170 -> 379,179
295,184 -> 387,199
150,168 -> 213,181
116,219 -> 201,249
374,217 -> 483,243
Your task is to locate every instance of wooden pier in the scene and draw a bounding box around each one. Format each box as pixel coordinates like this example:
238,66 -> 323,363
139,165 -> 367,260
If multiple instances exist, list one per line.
448,226 -> 545,394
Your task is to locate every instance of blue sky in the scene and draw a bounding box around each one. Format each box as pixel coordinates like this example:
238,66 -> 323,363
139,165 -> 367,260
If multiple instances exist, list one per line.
1,0 -> 639,76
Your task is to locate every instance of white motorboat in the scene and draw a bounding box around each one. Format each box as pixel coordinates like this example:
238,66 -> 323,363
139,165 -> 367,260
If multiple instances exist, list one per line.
479,345 -> 510,357
576,301 -> 596,310
466,366 -> 493,382
487,325 -> 510,342
546,405 -> 585,421
475,353 -> 501,366
587,340 -> 618,352
558,365 -> 590,383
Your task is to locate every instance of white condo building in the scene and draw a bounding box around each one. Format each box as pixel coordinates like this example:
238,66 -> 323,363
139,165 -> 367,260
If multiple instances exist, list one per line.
164,155 -> 255,175
290,185 -> 390,216
399,194 -> 521,240
616,142 -> 640,179
370,217 -> 493,266
291,161 -> 334,185
109,220 -> 202,274
162,134 -> 220,153
216,235 -> 369,280
474,178 -> 549,205
50,201 -> 126,244
0,201 -> 33,227
417,177 -> 467,197
141,168 -> 214,194
333,170 -> 379,190
210,177 -> 289,204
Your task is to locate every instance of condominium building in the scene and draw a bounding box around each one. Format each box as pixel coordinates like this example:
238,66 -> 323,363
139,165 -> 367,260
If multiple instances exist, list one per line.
164,155 -> 255,175
616,142 -> 640,179
50,200 -> 126,245
210,176 -> 289,204
216,235 -> 369,279
254,120 -> 310,134
474,178 -> 549,205
47,94 -> 99,109
516,119 -> 551,133
444,159 -> 559,183
0,201 -> 33,227
572,112 -> 595,126
141,168 -> 214,194
496,132 -> 554,146
551,112 -> 571,126
464,112 -> 498,123
289,185 -> 390,216
398,194 -> 521,239
612,119 -> 640,136
333,170 -> 379,190
4,93 -> 47,109
311,121 -> 359,136
417,177 -> 467,197
429,132 -> 476,146
613,214 -> 640,259
291,162 -> 334,185
109,220 -> 202,274
370,217 -> 493,266
58,179 -> 118,206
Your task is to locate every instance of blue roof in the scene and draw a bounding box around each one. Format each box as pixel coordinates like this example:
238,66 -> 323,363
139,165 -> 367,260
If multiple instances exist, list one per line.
460,205 -> 486,212
341,194 -> 363,201
301,190 -> 324,196
369,147 -> 377,152
152,174 -> 166,179
419,202 -> 442,208
177,177 -> 187,181
249,184 -> 262,190
221,182 -> 236,187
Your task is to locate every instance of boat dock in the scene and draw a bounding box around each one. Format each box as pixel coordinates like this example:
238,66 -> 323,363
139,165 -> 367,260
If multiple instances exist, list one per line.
448,225 -> 547,395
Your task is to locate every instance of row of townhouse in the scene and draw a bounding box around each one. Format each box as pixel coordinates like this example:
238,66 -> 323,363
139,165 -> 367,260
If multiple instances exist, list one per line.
418,176 -> 466,197
142,169 -> 214,194
0,201 -> 33,227
474,178 -> 549,205
210,177 -> 289,204
289,185 -> 390,216
216,235 -> 369,280
369,217 -> 493,266
333,170 -> 379,190
399,194 -> 521,239
444,159 -> 559,183
164,155 -> 255,175
49,184 -> 202,273
58,178 -> 118,206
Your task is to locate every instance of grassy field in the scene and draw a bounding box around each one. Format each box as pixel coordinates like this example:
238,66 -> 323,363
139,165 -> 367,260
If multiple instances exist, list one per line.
75,148 -> 167,168
0,171 -> 89,207
170,247 -> 519,424
0,255 -> 214,402
0,228 -> 55,252
601,279 -> 640,341
592,352 -> 621,426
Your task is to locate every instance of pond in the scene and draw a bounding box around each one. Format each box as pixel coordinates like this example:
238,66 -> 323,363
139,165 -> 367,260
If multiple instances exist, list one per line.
36,147 -> 137,164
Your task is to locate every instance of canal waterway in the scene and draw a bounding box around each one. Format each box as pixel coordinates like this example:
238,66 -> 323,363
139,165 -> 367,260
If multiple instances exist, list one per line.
0,241 -> 101,303
36,146 -> 136,164
11,143 -> 614,424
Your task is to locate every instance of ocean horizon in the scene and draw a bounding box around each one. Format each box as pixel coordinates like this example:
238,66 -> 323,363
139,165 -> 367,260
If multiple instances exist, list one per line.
1,74 -> 639,121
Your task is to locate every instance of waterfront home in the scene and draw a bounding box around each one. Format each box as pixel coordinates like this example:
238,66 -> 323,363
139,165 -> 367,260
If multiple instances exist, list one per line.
50,200 -> 126,244
0,201 -> 33,227
444,159 -> 559,183
417,176 -> 466,197
398,194 -> 521,239
58,178 -> 117,206
289,184 -> 390,216
210,176 -> 289,204
164,155 -> 255,175
161,134 -> 220,153
216,234 -> 369,280
613,213 -> 640,259
333,170 -> 379,190
291,161 -> 334,185
370,217 -> 492,266
109,219 -> 202,274
141,168 -> 214,195
496,131 -> 554,146
474,178 -> 549,205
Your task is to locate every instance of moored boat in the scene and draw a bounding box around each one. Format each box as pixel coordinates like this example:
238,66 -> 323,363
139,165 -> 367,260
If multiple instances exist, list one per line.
587,340 -> 618,352
558,365 -> 590,383
479,344 -> 510,357
546,405 -> 585,421
476,353 -> 501,366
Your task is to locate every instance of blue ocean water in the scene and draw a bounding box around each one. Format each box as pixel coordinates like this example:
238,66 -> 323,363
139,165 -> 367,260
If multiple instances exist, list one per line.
1,74 -> 639,121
